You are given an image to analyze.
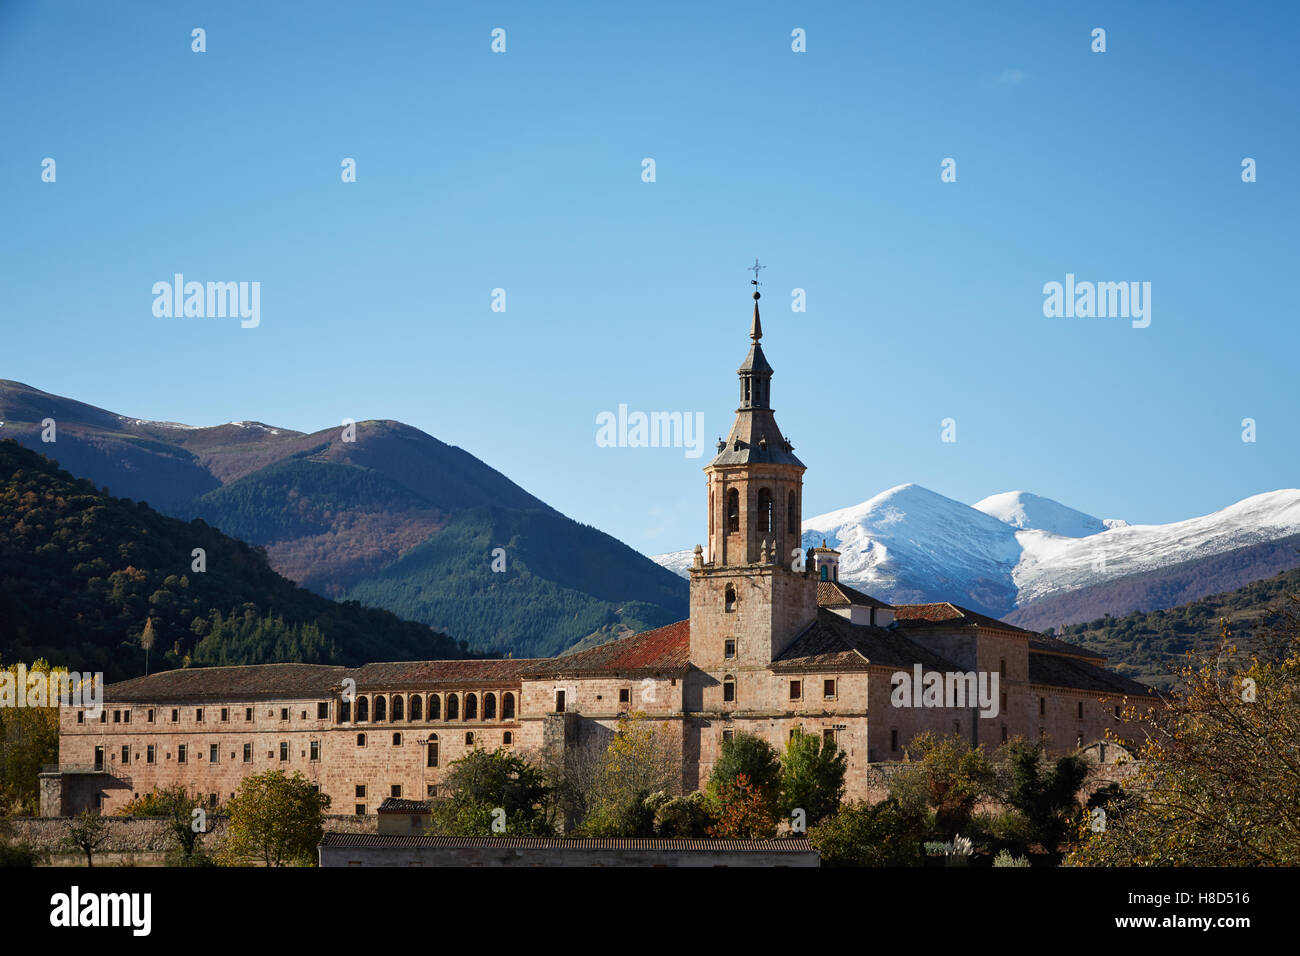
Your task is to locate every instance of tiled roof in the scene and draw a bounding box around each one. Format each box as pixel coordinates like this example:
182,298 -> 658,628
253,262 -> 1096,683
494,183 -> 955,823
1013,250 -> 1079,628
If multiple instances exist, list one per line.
771,609 -> 961,673
892,602 -> 1037,635
319,832 -> 814,853
520,619 -> 691,678
377,797 -> 431,814
1028,652 -> 1159,698
816,580 -> 893,609
104,663 -> 347,703
1028,634 -> 1106,663
350,658 -> 541,689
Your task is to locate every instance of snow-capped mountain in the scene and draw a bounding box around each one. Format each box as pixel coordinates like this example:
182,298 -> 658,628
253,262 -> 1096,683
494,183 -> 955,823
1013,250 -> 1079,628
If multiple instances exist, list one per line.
650,485 -> 1300,621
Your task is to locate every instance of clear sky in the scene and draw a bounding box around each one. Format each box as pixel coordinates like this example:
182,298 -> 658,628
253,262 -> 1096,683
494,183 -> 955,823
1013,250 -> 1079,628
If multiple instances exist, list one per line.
2,1 -> 1296,555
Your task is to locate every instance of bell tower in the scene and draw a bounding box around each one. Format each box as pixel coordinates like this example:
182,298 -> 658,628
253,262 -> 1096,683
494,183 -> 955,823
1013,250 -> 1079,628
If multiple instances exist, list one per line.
688,265 -> 818,672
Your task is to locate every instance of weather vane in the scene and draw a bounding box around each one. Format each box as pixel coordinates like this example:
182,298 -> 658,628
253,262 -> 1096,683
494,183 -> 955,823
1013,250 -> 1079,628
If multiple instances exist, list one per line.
748,258 -> 765,288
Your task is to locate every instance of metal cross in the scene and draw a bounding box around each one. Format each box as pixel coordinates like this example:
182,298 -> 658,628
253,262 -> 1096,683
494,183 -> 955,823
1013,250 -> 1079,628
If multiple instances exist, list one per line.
748,258 -> 765,287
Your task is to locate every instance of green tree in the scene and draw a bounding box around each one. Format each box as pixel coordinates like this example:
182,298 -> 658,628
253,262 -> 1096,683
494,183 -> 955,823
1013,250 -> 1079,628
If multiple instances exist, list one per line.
580,714 -> 682,836
428,748 -> 552,837
780,728 -> 848,827
220,770 -> 329,866
889,732 -> 993,839
119,786 -> 210,863
706,732 -> 782,817
1001,741 -> 1088,855
808,799 -> 927,866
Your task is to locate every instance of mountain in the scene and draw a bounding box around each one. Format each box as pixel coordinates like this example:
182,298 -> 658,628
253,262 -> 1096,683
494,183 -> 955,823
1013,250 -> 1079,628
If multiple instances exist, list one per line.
0,381 -> 688,658
0,438 -> 468,682
1048,562 -> 1300,691
652,484 -> 1300,626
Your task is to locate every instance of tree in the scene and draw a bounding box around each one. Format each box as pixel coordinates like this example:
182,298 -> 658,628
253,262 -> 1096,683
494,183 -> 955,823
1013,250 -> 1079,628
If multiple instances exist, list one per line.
220,770 -> 329,866
1000,741 -> 1088,855
580,714 -> 682,836
119,786 -> 209,863
706,732 -> 782,818
0,660 -> 63,814
808,799 -> 926,866
64,810 -> 109,867
1068,613 -> 1300,866
780,728 -> 848,827
706,773 -> 778,839
140,618 -> 156,675
889,732 -> 994,839
428,748 -> 552,837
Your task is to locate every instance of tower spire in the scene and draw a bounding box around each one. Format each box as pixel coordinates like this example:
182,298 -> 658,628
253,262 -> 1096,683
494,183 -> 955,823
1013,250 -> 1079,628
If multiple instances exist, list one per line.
748,258 -> 765,342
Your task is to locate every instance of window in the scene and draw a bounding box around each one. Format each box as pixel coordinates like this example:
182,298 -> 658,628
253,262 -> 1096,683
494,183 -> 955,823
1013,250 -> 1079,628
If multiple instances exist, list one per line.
952,720 -> 960,735
317,702 -> 329,720
121,745 -> 130,764
787,491 -> 798,534
464,694 -> 477,720
722,729 -> 734,742
147,708 -> 154,723
429,694 -> 441,720
355,785 -> 366,798
339,699 -> 351,722
310,741 -> 320,761
1001,725 -> 1008,742
123,710 -> 130,724
724,639 -> 736,659
722,675 -> 736,703
356,697 -> 369,722
502,693 -> 514,720
209,744 -> 219,763
999,659 -> 1007,678
392,696 -> 404,721
375,696 -> 388,721
391,785 -> 402,798
427,735 -> 439,768
243,743 -> 252,763
484,693 -> 496,720
503,731 -> 513,745
245,707 -> 253,721
220,707 -> 228,722
1114,704 -> 1120,718
195,708 -> 203,722
147,745 -> 156,764
1001,692 -> 1007,713
177,745 -> 187,764
427,785 -> 438,798
618,687 -> 630,705
465,732 -> 474,746
823,728 -> 835,744
279,742 -> 289,762
171,709 -> 179,722
724,584 -> 736,612
409,695 -> 422,721
1077,701 -> 1084,719
392,732 -> 402,746
757,488 -> 773,533
554,690 -> 565,714
890,729 -> 899,753
77,711 -> 84,724
93,746 -> 104,771
726,489 -> 740,532
1039,697 -> 1046,716
356,733 -> 366,747
820,565 -> 829,581
789,680 -> 802,701
823,678 -> 837,700
446,694 -> 459,720
355,805 -> 366,816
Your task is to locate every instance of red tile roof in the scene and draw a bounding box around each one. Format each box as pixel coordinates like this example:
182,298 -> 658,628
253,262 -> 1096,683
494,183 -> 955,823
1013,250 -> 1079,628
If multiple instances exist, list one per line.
816,581 -> 893,609
520,619 -> 691,678
104,663 -> 348,703
772,609 -> 961,673
351,658 -> 542,689
892,602 -> 1037,635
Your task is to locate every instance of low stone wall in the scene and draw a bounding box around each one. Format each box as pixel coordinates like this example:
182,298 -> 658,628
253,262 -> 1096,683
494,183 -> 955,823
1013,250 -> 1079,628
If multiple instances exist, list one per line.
5,812 -> 378,864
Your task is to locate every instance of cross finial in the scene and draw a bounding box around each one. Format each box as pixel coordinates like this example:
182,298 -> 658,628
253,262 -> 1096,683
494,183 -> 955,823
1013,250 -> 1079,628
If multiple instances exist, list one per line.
748,258 -> 765,288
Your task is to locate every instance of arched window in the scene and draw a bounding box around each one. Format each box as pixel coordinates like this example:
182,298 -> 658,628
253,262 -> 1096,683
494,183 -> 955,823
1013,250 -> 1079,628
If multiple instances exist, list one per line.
464,694 -> 478,720
727,489 -> 740,532
392,732 -> 402,746
446,694 -> 459,721
428,694 -> 440,720
484,693 -> 496,720
503,731 -> 513,745
409,695 -> 422,721
724,584 -> 736,612
373,695 -> 386,722
356,696 -> 369,723
723,675 -> 736,703
757,488 -> 773,533
426,734 -> 439,768
391,695 -> 404,721
465,732 -> 474,746
502,693 -> 515,720
339,699 -> 351,723
787,491 -> 798,534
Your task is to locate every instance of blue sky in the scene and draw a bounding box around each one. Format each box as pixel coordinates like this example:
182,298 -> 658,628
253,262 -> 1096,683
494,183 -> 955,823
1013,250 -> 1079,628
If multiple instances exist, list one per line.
2,0 -> 1296,555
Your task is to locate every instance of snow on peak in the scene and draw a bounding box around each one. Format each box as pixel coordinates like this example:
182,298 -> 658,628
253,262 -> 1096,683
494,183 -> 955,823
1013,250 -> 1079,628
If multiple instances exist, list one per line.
973,490 -> 1112,538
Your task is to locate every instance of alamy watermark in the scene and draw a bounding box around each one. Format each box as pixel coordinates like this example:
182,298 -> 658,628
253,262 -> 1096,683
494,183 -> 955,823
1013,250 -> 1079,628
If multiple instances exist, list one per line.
152,274 -> 260,328
890,664 -> 999,718
596,404 -> 705,459
1042,274 -> 1150,329
0,664 -> 102,717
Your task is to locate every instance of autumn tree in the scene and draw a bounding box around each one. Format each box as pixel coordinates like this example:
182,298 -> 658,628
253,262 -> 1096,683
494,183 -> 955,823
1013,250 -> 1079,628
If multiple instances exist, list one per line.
707,732 -> 782,819
0,660 -> 64,814
140,618 -> 156,675
706,773 -> 778,839
581,714 -> 682,836
1068,612 -> 1300,866
889,732 -> 994,839
220,770 -> 329,866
